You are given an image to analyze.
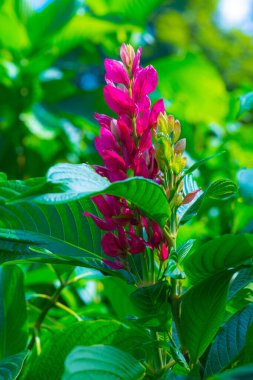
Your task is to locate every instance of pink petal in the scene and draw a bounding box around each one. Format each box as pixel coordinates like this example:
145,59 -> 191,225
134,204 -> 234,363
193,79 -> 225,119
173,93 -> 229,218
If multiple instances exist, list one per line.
94,113 -> 113,129
94,128 -> 120,156
160,243 -> 169,261
108,170 -> 128,182
103,150 -> 127,172
132,47 -> 142,74
105,59 -> 130,87
133,65 -> 158,101
103,258 -> 125,269
104,84 -> 135,116
136,109 -> 150,135
83,212 -> 114,231
137,95 -> 151,112
138,131 -> 152,152
91,195 -> 114,219
93,165 -> 109,178
149,99 -> 165,129
102,232 -> 123,257
127,232 -> 146,254
151,221 -> 163,246
134,156 -> 149,178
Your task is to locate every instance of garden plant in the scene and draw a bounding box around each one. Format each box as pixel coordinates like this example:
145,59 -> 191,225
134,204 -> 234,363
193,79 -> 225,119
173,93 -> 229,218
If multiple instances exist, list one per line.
0,40 -> 253,380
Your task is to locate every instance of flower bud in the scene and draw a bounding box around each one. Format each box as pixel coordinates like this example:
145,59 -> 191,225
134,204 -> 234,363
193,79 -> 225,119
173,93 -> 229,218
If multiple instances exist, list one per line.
172,119 -> 181,143
154,136 -> 172,171
174,138 -> 186,154
172,155 -> 187,174
110,119 -> 120,140
120,44 -> 135,68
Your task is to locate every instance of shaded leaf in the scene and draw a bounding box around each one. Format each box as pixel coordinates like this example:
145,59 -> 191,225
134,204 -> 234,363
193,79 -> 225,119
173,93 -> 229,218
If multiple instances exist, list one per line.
181,271 -> 232,363
0,351 -> 28,380
62,345 -> 145,380
24,320 -> 150,380
228,268 -> 253,301
0,266 -> 28,359
204,304 -> 253,378
131,282 -> 171,329
182,234 -> 253,285
208,364 -> 253,380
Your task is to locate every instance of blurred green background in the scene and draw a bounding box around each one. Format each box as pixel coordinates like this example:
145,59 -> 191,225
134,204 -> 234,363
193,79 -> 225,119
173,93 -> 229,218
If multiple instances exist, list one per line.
0,0 -> 253,238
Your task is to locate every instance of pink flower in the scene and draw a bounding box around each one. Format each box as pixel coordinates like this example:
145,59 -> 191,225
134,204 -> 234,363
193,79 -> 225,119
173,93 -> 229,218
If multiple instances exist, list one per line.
160,243 -> 169,261
132,65 -> 158,102
105,59 -> 130,87
103,85 -> 135,116
85,44 -> 169,270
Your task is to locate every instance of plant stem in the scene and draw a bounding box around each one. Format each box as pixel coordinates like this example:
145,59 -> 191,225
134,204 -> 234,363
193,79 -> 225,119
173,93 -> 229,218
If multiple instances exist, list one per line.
28,283 -> 65,351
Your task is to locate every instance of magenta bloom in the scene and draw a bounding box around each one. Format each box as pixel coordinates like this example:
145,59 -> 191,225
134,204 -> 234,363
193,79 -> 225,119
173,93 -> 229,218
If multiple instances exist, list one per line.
84,44 -> 169,270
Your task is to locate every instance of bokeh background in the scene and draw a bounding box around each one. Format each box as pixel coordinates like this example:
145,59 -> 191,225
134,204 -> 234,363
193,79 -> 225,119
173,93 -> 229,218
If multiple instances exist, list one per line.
0,0 -> 253,240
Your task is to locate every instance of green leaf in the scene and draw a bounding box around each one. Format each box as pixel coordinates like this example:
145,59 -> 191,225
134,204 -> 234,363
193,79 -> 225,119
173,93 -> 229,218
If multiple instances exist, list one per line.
62,345 -> 146,380
208,364 -> 253,380
131,282 -> 171,329
0,266 -> 28,359
180,271 -> 232,363
86,0 -> 163,24
0,178 -> 105,270
154,53 -> 229,124
165,249 -> 185,279
102,277 -> 140,319
182,234 -> 253,285
228,268 -> 253,301
51,14 -> 141,57
177,239 -> 196,263
0,351 -> 28,380
15,0 -> 78,46
8,163 -> 170,227
184,151 -> 225,176
238,91 -> 253,116
165,258 -> 185,279
24,320 -> 150,380
204,304 -> 253,378
179,179 -> 237,224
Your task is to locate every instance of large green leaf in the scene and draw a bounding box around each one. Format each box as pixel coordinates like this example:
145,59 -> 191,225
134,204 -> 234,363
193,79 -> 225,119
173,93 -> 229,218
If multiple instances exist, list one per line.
8,163 -> 170,227
0,351 -> 28,380
154,53 -> 229,124
86,0 -> 163,24
228,267 -> 253,301
0,178 -> 104,270
182,234 -> 253,285
62,345 -> 146,380
18,0 -> 78,45
180,271 -> 232,363
208,364 -> 253,380
0,266 -> 28,359
51,14 -> 141,56
131,282 -> 171,329
204,304 -> 253,378
23,320 -> 150,380
179,179 -> 237,224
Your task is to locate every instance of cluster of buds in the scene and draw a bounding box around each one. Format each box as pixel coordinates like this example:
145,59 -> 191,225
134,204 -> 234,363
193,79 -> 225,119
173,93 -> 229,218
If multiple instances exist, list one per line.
84,44 -> 195,274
